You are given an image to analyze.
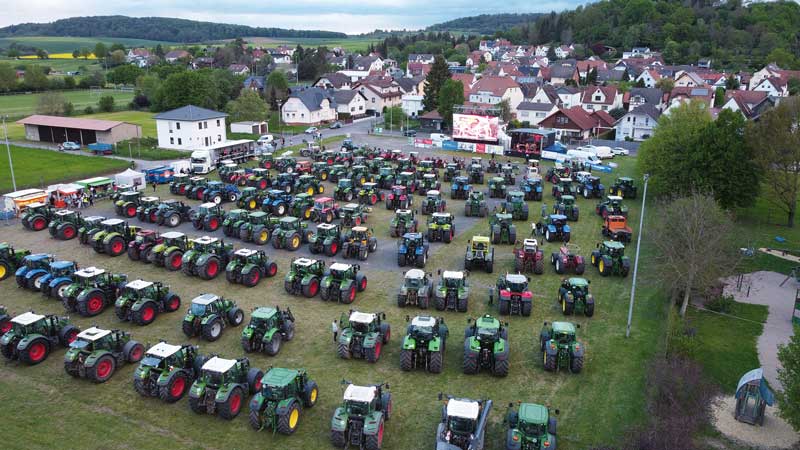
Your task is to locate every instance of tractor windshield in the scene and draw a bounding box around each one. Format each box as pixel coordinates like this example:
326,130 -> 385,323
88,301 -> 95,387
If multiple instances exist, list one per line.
338,180 -> 351,188
70,339 -> 91,351
52,266 -> 73,277
445,278 -> 460,288
556,332 -> 573,345
520,422 -> 545,436
351,321 -> 369,333
29,259 -> 49,270
190,303 -> 207,316
448,416 -> 474,434
204,370 -> 225,386
262,384 -> 287,400
508,280 -> 527,292
346,400 -> 369,416
140,355 -> 164,368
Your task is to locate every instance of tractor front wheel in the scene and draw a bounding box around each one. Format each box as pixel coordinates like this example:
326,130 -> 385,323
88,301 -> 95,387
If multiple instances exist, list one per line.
366,341 -> 382,363
89,355 -> 116,383
202,318 -> 224,341
159,372 -> 189,403
265,333 -> 282,356
133,301 -> 158,325
219,387 -> 244,420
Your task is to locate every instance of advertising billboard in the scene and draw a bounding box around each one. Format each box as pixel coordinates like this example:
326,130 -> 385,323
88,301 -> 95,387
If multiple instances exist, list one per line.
453,114 -> 499,142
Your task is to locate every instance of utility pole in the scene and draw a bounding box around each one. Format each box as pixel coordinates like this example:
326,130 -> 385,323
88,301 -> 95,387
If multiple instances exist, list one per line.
626,173 -> 649,338
3,115 -> 17,191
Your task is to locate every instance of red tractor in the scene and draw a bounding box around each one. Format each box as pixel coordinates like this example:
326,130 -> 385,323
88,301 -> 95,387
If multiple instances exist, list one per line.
385,185 -> 413,210
513,239 -> 545,275
550,244 -> 585,275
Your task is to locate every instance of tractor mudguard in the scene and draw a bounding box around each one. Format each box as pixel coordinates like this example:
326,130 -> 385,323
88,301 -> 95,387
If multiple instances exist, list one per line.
157,368 -> 183,387
300,274 -> 316,286
15,266 -> 29,277
331,407 -> 349,432
195,253 -> 211,267
275,398 -> 296,416
130,298 -> 153,312
427,336 -> 442,352
114,296 -> 129,309
260,328 -> 279,344
241,263 -> 258,275
398,244 -> 408,254
48,276 -> 73,290
402,335 -> 417,351
38,273 -> 54,285
103,232 -> 122,245
249,392 -> 265,412
24,269 -> 48,280
64,348 -> 80,362
182,249 -> 198,262
563,224 -> 571,234
16,334 -> 44,351
571,343 -> 584,358
415,246 -> 425,255
547,224 -> 557,233
200,313 -> 220,327
362,332 -> 379,349
362,412 -> 384,435
241,326 -> 255,340
338,329 -> 353,346
164,245 -> 182,255
82,350 -> 111,368
225,261 -> 239,272
493,340 -> 507,358
321,276 -> 333,289
339,280 -> 354,292
189,380 -> 207,399
135,365 -> 151,383
545,341 -> 558,356
214,382 -> 239,404
468,336 -> 481,352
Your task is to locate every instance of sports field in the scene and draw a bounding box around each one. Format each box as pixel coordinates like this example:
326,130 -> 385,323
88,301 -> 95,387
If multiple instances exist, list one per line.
0,89 -> 136,119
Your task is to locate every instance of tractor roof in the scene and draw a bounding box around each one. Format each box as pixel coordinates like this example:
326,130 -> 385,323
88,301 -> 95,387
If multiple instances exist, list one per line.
263,367 -> 299,387
75,267 -> 104,278
50,261 -> 74,270
141,196 -> 159,202
523,238 -> 538,247
443,271 -> 464,279
491,176 -> 504,182
27,201 -> 45,208
293,258 -> 316,267
316,196 -> 333,202
207,181 -> 223,186
569,277 -> 589,287
190,176 -> 205,182
317,223 -> 337,231
476,315 -> 500,329
344,384 -> 376,403
549,214 -> 567,221
496,213 -> 513,220
454,176 -> 468,182
202,356 -> 237,374
352,226 -> 367,232
343,203 -> 360,209
349,311 -> 375,324
228,209 -> 246,214
161,231 -> 185,239
234,248 -> 258,257
192,236 -> 219,245
607,215 -> 627,222
472,236 -> 490,244
101,218 -> 125,226
363,182 -> 377,188
604,240 -> 625,249
405,269 -> 425,279
576,171 -> 591,178
199,202 -> 218,209
427,190 -> 440,196
396,209 -> 412,214
85,216 -> 106,221
161,199 -> 179,204
331,263 -> 352,272
411,315 -> 436,328
269,189 -> 285,195
552,321 -> 576,334
26,253 -> 51,261
618,176 -> 633,182
12,312 -> 45,325
607,195 -> 622,201
352,165 -> 366,169
561,195 -> 575,201
55,210 -> 75,217
251,306 -> 277,320
77,327 -> 111,342
125,279 -> 153,290
192,294 -> 220,306
146,342 -> 182,358
518,403 -> 549,425
424,173 -> 436,179
250,211 -> 267,218
400,171 -> 414,176
137,230 -> 157,236
447,399 -> 480,420
559,177 -> 572,183
508,191 -> 524,197
121,191 -> 139,196
505,273 -> 527,284
403,232 -> 422,239
432,212 -> 450,218
339,178 -> 352,183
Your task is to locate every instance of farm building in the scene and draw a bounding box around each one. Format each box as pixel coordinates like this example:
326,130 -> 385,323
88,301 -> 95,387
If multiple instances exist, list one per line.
16,115 -> 142,145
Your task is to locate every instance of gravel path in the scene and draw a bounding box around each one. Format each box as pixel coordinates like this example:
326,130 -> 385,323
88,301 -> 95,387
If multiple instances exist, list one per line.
722,271 -> 797,390
711,395 -> 799,449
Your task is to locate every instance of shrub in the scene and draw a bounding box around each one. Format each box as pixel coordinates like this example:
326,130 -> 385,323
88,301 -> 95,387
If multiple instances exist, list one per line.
98,95 -> 115,112
705,294 -> 734,314
62,102 -> 74,116
84,106 -> 94,114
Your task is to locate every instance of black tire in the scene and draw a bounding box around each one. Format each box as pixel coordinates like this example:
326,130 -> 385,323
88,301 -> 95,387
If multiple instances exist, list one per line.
331,430 -> 346,448
337,342 -> 351,359
88,354 -> 116,383
303,380 -> 319,407
364,420 -> 384,450
522,301 -> 532,317
58,325 -> 79,346
570,355 -> 584,373
133,301 -> 158,326
123,340 -> 144,363
227,307 -> 245,326
218,387 -> 244,420
181,320 -> 195,337
249,408 -> 264,430
277,401 -> 301,435
462,349 -> 478,374
201,317 -> 224,341
499,299 -> 510,315
400,349 -> 413,371
188,395 -> 204,414
159,372 -> 189,403
544,352 -> 557,371
429,351 -> 443,374
265,333 -> 282,356
493,357 -> 509,377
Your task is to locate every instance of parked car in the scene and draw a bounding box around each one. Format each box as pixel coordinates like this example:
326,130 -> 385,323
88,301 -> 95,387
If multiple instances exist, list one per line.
305,127 -> 319,134
612,147 -> 630,156
329,121 -> 343,129
60,141 -> 80,151
257,135 -> 274,145
402,129 -> 417,137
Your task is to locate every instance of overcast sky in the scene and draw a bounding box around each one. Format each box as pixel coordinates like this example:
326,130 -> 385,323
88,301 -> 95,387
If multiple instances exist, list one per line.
3,0 -> 588,34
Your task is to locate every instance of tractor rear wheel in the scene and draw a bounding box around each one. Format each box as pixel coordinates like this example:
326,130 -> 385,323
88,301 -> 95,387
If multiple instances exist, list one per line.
202,318 -> 224,341
400,349 -> 413,371
302,278 -> 320,298
277,402 -> 301,435
544,352 -> 557,371
219,387 -> 244,420
166,251 -> 183,271
181,320 -> 195,337
429,351 -> 443,374
106,236 -> 126,256
462,350 -> 478,375
127,245 -> 140,261
434,295 -> 446,311
331,430 -> 346,448
89,355 -> 116,383
493,358 -> 509,377
163,293 -> 181,312
366,341 -> 382,363
522,301 -> 532,317
249,408 -> 264,430
77,289 -> 106,317
337,343 -> 351,359
123,341 -> 144,363
133,301 -> 158,325
499,299 -> 510,315
570,355 -> 584,373
243,269 -> 261,287
21,338 -> 49,365
265,333 -> 281,356
562,298 -> 574,315
200,256 -> 222,280
159,372 -> 189,403
534,258 -> 544,275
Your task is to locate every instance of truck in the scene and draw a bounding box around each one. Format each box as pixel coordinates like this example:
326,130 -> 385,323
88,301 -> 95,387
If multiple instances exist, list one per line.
189,140 -> 257,174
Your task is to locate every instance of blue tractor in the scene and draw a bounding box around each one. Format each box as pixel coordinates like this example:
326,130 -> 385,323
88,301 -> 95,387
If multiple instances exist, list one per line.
39,260 -> 79,299
203,181 -> 241,205
576,171 -> 605,199
261,189 -> 294,216
397,232 -> 430,268
543,214 -> 571,243
15,254 -> 55,290
450,176 -> 472,200
520,177 -> 543,201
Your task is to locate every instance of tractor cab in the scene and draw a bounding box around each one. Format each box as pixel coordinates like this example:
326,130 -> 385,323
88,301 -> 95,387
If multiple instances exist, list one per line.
547,214 -> 568,227
348,226 -> 371,242
379,166 -> 394,177
500,273 -> 528,293
426,190 -> 442,202
330,262 -> 356,279
161,231 -> 188,248
409,315 -> 439,338
338,179 -> 354,190
343,384 -> 377,416
404,269 -> 427,289
197,202 -> 223,216
474,315 -> 501,340
314,197 -> 338,215
445,398 -> 481,437
564,277 -> 589,294
505,191 -> 525,205
278,216 -> 301,231
100,218 -> 129,234
231,248 -> 259,264
442,270 -> 465,289
524,239 -> 539,252
601,240 -> 625,256
391,185 -> 408,197
68,326 -> 114,352
551,321 -> 577,345
247,306 -> 280,332
472,236 -> 490,252
199,356 -> 239,386
397,171 -> 415,186
492,213 -> 514,227
189,293 -> 223,318
140,342 -> 187,370
346,310 -> 377,334
19,253 -> 53,272
72,266 -> 106,287
402,232 -> 425,248
119,279 -> 158,301
139,196 -> 160,207
118,191 -> 141,204
190,236 -> 221,253
6,312 -> 49,337
431,212 -> 452,225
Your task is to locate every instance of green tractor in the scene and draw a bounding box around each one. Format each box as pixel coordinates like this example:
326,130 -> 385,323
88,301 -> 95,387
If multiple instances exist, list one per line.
590,240 -> 631,277
225,249 -> 278,287
48,210 -> 83,240
222,209 -> 249,237
463,315 -> 509,377
77,215 -> 107,244
400,315 -> 448,373
284,258 -> 326,298
133,342 -> 208,403
239,211 -> 277,246
416,173 -> 441,195
63,327 -> 144,383
389,209 -> 418,237
350,165 -> 374,186
558,277 -> 595,317
552,178 -> 577,199
321,263 -> 368,303
0,311 -> 79,365
501,191 -> 529,221
309,223 -> 343,256
489,213 -> 517,245
358,182 -> 385,206
191,202 -> 226,232
181,236 -> 234,280
342,226 -> 378,261
504,402 -> 558,450
464,236 -> 494,273
421,190 -> 446,215
469,159 -> 485,184
490,273 -> 533,316
488,177 -> 508,198
539,321 -> 584,374
313,161 -> 330,181
553,195 -> 579,221
249,367 -> 319,435
609,176 -> 637,198
114,191 -> 142,218
376,166 -> 395,189
247,167 -> 272,190
443,162 -> 460,182
154,199 -> 192,228
434,270 -> 470,312
595,195 -> 628,218
289,193 -> 316,220
0,242 -> 31,281
426,212 -> 455,243
136,196 -> 161,223
91,218 -> 140,257
148,231 -> 191,270
329,164 -> 349,183
334,178 -> 357,202
114,279 -> 182,326
464,191 -> 488,217
330,382 -> 392,449
451,176 -> 471,200
397,269 -> 433,308
395,171 -> 418,194
60,267 -> 128,317
295,174 -> 324,196
436,395 -> 492,450
272,217 -> 313,251
188,356 -> 264,420
241,306 -> 295,356
500,163 -> 517,185
341,203 -> 369,227
238,187 -> 268,211
336,310 -> 391,363
169,173 -> 191,195
182,293 -> 245,342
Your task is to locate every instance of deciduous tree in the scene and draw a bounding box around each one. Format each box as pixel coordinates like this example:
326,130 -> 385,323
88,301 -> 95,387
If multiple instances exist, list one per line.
437,79 -> 465,127
226,89 -> 268,122
422,54 -> 451,112
98,95 -> 115,112
777,332 -> 800,431
24,65 -> 48,90
0,63 -> 16,92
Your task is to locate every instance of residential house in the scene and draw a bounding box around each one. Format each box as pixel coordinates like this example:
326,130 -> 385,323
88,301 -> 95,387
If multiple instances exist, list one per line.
353,56 -> 383,72
228,64 -> 250,76
408,54 -> 435,64
314,73 -> 352,90
467,76 -> 524,115
580,86 -> 623,112
154,105 -> 227,150
596,69 -> 627,83
554,45 -> 574,59
517,102 -> 558,126
281,87 -> 337,125
751,77 -> 789,97
466,51 -> 484,67
164,50 -> 190,64
549,65 -> 579,85
243,76 -> 266,93
401,94 -> 424,117
193,57 -> 214,68
624,87 -> 665,112
555,86 -> 581,109
126,48 -> 150,61
355,78 -> 403,114
251,49 -> 266,61
622,47 -> 653,59
538,106 -> 600,141
635,69 -> 661,88
270,53 -> 292,64
333,90 -> 368,118
576,59 -> 608,79
406,62 -> 431,78
664,86 -> 715,113
615,105 -> 660,141
395,77 -> 420,95
534,45 -> 550,57
674,72 -> 706,88
720,90 -> 772,120
326,55 -> 347,68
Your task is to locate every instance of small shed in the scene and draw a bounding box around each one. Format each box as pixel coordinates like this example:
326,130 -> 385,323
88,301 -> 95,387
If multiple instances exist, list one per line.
735,368 -> 774,426
231,121 -> 268,135
114,169 -> 146,191
419,110 -> 445,132
16,115 -> 141,145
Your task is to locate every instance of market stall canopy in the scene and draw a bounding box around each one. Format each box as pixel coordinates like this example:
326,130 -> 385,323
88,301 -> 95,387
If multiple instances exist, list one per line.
114,169 -> 146,190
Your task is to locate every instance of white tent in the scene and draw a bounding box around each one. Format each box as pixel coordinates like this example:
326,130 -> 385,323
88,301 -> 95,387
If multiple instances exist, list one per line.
115,168 -> 146,191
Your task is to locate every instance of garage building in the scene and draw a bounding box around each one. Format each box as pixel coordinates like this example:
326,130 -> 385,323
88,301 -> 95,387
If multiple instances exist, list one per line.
16,115 -> 142,145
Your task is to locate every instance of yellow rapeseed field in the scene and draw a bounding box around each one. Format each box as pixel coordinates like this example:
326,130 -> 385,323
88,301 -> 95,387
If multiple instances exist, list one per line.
19,53 -> 97,59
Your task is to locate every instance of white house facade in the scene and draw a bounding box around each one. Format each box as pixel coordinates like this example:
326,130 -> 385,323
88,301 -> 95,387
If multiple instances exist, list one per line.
153,105 -> 227,150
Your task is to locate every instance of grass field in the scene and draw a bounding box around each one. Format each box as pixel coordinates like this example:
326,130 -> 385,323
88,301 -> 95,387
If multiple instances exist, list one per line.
0,56 -> 104,74
0,149 -> 670,449
242,36 -> 380,53
0,90 -> 137,120
4,110 -> 155,141
0,145 -> 129,192
0,36 -> 177,54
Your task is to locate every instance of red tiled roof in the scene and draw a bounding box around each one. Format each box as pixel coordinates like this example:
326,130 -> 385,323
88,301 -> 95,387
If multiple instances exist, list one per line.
581,86 -> 618,105
725,89 -> 768,105
469,76 -> 520,97
576,60 -> 608,74
419,110 -> 442,120
547,106 -> 597,131
17,115 -> 125,131
591,110 -> 616,128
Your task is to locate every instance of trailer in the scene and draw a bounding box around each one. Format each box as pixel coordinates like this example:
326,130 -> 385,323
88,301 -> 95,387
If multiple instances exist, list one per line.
88,143 -> 114,155
190,139 -> 256,174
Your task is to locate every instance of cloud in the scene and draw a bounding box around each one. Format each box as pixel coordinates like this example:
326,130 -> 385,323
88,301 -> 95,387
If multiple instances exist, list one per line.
2,0 -> 587,33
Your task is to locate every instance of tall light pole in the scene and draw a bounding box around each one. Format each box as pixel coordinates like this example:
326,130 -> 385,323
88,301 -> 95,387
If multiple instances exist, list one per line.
626,173 -> 649,338
3,115 -> 17,192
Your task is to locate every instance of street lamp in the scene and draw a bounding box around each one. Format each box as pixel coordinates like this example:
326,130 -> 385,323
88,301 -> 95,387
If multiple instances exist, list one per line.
626,173 -> 649,338
2,115 -> 17,192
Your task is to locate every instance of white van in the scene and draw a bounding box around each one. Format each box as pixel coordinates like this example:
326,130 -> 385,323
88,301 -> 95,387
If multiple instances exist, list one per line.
593,146 -> 614,159
257,134 -> 274,145
429,133 -> 450,142
566,150 -> 601,165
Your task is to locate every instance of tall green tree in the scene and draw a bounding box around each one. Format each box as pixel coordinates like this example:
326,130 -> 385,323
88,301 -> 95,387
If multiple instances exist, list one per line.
713,87 -> 725,107
23,65 -> 49,91
153,70 -> 218,111
98,95 -> 115,112
587,68 -> 598,85
0,63 -> 16,92
422,54 -> 451,112
777,332 -> 800,431
437,79 -> 465,127
226,89 -> 268,122
267,70 -> 289,103
93,42 -> 108,59
107,65 -> 143,85
36,92 -> 67,115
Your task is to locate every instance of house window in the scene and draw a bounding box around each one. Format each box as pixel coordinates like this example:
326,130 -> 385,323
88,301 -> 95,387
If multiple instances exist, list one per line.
301,114 -> 304,118
216,119 -> 220,126
627,116 -> 631,122
594,95 -> 602,101
177,138 -> 182,145
602,106 -> 608,111
176,122 -> 180,130
372,98 -> 375,103
556,116 -> 568,125
218,135 -> 222,141
645,118 -> 649,126
204,121 -> 208,129
170,137 -> 174,145
198,123 -> 202,130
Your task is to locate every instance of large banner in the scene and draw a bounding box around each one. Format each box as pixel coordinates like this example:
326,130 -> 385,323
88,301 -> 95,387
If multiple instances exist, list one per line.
452,114 -> 499,142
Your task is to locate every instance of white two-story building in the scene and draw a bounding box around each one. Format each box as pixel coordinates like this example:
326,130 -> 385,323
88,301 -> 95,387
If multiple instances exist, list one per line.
154,105 -> 227,150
